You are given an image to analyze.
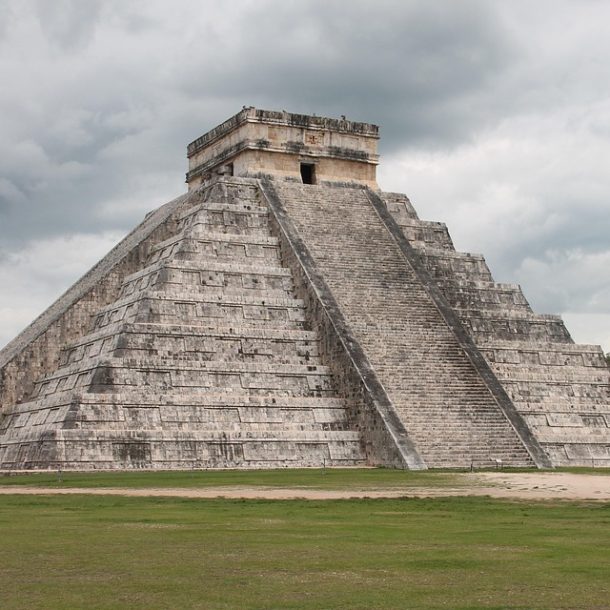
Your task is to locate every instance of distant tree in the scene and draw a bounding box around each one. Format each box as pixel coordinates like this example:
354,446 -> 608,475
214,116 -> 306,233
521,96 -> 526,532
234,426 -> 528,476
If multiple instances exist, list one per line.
606,353 -> 610,367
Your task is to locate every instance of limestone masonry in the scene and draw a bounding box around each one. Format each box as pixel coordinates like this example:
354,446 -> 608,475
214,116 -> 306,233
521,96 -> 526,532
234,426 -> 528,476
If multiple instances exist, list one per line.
0,107 -> 608,470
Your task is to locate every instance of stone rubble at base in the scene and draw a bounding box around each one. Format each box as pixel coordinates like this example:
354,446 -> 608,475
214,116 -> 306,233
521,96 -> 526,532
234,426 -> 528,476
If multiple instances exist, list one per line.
0,108 -> 608,470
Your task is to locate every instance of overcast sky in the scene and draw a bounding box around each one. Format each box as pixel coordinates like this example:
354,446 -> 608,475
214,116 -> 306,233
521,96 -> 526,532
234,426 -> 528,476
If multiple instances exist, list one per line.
1,0 -> 609,352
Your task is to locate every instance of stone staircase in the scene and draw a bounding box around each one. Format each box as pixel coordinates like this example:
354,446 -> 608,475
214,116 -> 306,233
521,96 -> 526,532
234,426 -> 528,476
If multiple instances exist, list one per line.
272,182 -> 535,468
382,192 -> 610,466
0,181 -> 365,469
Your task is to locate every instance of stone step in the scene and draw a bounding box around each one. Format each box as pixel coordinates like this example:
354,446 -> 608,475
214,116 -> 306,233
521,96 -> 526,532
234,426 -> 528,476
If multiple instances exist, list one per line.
460,309 -> 565,323
72,419 -> 358,434
60,323 -> 320,367
117,267 -> 293,301
424,455 -> 533,469
93,392 -> 351,408
2,392 -> 354,421
143,296 -> 306,328
0,435 -> 366,470
515,395 -> 610,411
178,204 -> 270,235
197,180 -> 263,206
417,248 -> 494,282
381,192 -> 419,220
478,341 -> 607,368
178,200 -> 269,221
463,312 -> 572,343
32,359 -> 337,398
113,337 -> 319,366
420,439 -> 529,451
92,291 -> 306,332
102,288 -> 303,318
478,338 -> 604,352
543,442 -> 610,466
399,417 -> 522,432
532,427 -> 610,443
417,445 -> 531,459
148,232 -> 281,266
153,229 -> 279,252
394,219 -> 454,250
491,363 -> 610,383
1,422 -> 362,441
444,286 -> 532,313
524,411 -> 610,428
62,336 -> 321,369
121,258 -> 292,291
183,222 -> 271,239
505,383 -> 609,402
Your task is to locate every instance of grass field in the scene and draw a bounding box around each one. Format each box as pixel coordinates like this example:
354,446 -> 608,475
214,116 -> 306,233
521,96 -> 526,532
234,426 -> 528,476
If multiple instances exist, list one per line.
0,467 -> 464,490
2,467 -> 607,492
1,487 -> 609,609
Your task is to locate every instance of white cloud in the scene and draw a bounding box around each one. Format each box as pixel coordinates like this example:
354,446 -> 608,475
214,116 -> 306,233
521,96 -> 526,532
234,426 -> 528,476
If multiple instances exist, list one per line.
379,104 -> 610,353
563,314 -> 610,354
0,231 -> 123,348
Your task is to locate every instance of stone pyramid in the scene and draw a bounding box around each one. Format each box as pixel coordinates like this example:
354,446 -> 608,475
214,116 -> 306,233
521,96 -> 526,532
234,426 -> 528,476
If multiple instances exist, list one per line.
0,180 -> 365,469
0,107 -> 608,470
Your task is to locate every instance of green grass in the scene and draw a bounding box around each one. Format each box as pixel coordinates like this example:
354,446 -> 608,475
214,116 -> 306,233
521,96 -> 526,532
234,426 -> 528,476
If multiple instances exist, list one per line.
0,494 -> 609,610
0,467 -> 464,490
1,466 -> 607,492
547,466 -> 610,476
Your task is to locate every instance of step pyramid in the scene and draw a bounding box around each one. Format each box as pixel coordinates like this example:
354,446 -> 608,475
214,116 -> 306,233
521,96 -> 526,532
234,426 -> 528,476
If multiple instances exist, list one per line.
0,181 -> 366,469
1,107 -> 608,470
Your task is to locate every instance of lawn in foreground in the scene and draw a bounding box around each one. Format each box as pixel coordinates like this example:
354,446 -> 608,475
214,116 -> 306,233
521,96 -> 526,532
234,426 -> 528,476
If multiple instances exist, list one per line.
0,467 -> 463,490
1,494 -> 609,610
2,467 -> 607,492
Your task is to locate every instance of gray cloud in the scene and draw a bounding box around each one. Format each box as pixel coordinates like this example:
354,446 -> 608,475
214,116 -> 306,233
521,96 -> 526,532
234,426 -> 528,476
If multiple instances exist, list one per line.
33,0 -> 103,50
0,0 -> 609,350
176,0 -> 515,148
0,0 -> 517,250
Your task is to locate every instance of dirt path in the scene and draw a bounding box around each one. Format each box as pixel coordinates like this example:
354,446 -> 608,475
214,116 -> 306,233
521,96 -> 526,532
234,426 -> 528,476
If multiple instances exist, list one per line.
1,472 -> 609,501
472,471 -> 610,500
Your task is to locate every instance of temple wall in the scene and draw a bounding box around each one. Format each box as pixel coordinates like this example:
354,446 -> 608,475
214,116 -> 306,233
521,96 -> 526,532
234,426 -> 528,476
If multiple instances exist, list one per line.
186,107 -> 379,189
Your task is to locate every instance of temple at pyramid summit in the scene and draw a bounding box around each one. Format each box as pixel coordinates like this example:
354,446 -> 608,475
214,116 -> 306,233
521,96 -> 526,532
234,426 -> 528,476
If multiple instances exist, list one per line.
1,107 -> 609,470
